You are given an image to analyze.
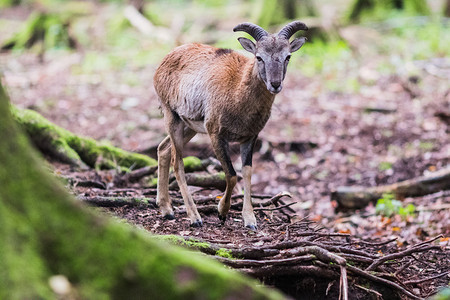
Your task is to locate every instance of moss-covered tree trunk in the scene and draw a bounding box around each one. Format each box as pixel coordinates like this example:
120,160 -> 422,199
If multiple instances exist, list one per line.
0,82 -> 283,299
11,106 -> 158,170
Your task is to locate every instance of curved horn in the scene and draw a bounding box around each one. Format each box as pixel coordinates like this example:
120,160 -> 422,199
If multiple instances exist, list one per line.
278,21 -> 308,40
233,22 -> 268,41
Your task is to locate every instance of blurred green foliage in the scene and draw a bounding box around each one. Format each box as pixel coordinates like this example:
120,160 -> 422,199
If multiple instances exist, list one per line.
378,162 -> 393,171
431,288 -> 450,300
375,193 -> 416,218
347,0 -> 430,22
1,12 -> 75,51
254,0 -> 316,29
0,0 -> 448,95
0,0 -> 20,8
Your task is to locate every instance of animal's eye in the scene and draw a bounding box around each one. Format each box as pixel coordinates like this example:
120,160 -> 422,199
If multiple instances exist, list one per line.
285,55 -> 291,61
256,55 -> 263,62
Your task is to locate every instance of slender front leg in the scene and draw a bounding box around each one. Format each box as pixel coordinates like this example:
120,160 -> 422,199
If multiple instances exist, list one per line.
240,136 -> 258,230
210,135 -> 237,223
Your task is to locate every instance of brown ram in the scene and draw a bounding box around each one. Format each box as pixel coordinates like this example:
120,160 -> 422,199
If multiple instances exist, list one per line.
154,21 -> 308,229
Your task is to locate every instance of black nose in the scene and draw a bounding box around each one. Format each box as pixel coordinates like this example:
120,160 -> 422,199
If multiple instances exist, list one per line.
271,81 -> 281,89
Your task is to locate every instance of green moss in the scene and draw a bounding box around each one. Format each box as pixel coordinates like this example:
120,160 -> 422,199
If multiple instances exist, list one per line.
11,106 -> 82,165
152,235 -> 211,251
154,236 -> 235,259
11,106 -> 157,170
149,177 -> 158,187
215,248 -> 234,259
0,83 -> 284,299
183,156 -> 203,172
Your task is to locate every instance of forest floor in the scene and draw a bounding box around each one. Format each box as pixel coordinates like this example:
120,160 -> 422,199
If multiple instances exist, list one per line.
3,51 -> 449,244
1,4 -> 450,299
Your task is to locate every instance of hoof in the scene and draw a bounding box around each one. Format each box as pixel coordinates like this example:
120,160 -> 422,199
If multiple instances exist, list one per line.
218,214 -> 227,224
190,220 -> 203,228
245,224 -> 258,231
163,214 -> 175,220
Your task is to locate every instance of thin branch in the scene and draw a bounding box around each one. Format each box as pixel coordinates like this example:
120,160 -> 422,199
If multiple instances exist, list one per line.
254,202 -> 297,211
284,241 -> 378,259
339,265 -> 348,300
355,284 -> 383,298
404,271 -> 450,286
343,264 -> 423,300
216,255 -> 315,268
394,260 -> 413,276
413,235 -> 443,248
78,195 -> 157,208
352,237 -> 398,246
242,264 -> 338,278
366,242 -> 441,272
122,165 -> 157,183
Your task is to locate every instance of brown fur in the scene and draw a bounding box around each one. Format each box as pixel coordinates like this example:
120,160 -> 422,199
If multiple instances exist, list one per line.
153,27 -> 304,228
154,44 -> 275,143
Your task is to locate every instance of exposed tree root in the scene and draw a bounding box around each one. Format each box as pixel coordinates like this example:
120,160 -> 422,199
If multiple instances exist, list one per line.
77,187 -> 448,300
12,106 -> 157,170
13,107 -> 227,191
119,157 -> 221,184
174,231 -> 443,300
169,172 -> 227,191
78,195 -> 159,208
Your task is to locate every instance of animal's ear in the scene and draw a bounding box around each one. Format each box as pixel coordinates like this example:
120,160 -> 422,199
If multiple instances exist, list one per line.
238,37 -> 256,54
290,37 -> 307,52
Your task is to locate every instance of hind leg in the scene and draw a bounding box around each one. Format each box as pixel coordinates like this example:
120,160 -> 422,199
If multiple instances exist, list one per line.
157,109 -> 197,221
156,135 -> 174,219
159,108 -> 200,225
168,118 -> 201,226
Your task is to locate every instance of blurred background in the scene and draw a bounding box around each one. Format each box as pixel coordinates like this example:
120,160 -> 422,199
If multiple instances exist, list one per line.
0,0 -> 449,237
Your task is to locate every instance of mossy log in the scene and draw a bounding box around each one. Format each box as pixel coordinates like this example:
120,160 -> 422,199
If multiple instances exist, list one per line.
12,106 -> 228,191
12,106 -> 217,177
0,83 -> 284,299
12,106 -> 157,170
331,166 -> 450,209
